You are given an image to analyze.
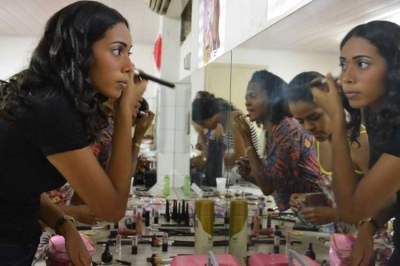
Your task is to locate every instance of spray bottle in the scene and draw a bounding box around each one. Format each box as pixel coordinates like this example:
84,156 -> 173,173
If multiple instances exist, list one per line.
194,199 -> 214,254
229,199 -> 248,266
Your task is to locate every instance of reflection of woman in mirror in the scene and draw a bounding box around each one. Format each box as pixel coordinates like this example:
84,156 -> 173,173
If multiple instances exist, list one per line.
286,71 -> 370,234
193,91 -> 217,152
311,21 -> 400,265
192,96 -> 259,169
233,70 -> 320,211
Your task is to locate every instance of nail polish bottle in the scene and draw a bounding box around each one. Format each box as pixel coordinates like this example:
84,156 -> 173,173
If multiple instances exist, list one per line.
116,234 -> 122,253
135,212 -> 143,238
145,211 -> 150,227
154,211 -> 159,224
177,202 -> 181,224
273,231 -> 280,254
165,200 -> 170,222
184,203 -> 190,226
162,233 -> 168,252
131,235 -> 138,255
305,243 -> 316,260
101,241 -> 113,263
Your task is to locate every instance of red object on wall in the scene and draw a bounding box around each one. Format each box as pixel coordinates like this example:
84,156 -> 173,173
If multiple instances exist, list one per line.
154,35 -> 162,71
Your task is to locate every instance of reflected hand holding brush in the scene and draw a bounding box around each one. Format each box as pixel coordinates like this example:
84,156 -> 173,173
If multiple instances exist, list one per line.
309,76 -> 341,91
308,73 -> 345,118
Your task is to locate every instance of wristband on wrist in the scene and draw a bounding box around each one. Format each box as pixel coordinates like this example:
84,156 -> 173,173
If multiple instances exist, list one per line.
356,217 -> 379,231
133,143 -> 140,148
55,215 -> 75,235
246,146 -> 253,154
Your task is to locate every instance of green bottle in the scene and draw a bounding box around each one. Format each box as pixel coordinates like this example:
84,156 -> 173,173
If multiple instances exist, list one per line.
164,175 -> 170,197
184,175 -> 191,196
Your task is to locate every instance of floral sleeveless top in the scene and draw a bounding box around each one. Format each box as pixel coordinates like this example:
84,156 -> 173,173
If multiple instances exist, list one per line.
316,139 -> 364,234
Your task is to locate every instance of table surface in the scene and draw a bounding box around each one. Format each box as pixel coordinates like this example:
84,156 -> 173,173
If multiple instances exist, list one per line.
83,223 -> 330,266
36,185 -> 330,266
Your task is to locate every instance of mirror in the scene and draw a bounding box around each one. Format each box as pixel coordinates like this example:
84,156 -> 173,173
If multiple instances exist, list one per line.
190,51 -> 232,183
189,51 -> 233,253
224,0 -> 400,263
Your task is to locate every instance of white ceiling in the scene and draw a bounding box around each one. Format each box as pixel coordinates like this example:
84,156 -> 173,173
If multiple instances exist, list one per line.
240,0 -> 400,53
0,0 -> 160,45
3,0 -> 400,53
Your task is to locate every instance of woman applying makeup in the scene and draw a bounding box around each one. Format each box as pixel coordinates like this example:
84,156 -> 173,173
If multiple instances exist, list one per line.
233,70 -> 320,211
287,71 -> 369,234
47,98 -> 154,224
191,96 -> 259,168
0,2 -> 147,265
311,21 -> 400,265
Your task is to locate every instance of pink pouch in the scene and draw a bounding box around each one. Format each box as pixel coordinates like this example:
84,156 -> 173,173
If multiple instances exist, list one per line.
171,254 -> 240,266
248,251 -> 319,266
46,234 -> 95,266
329,234 -> 356,266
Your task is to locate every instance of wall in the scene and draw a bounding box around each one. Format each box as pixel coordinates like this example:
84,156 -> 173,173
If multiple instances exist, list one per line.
0,35 -> 159,108
184,0 -> 313,73
151,16 -> 191,195
0,35 -> 38,80
232,48 -> 340,82
179,32 -> 192,80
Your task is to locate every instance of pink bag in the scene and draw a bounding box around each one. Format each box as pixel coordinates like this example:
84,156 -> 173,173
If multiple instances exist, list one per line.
329,234 -> 356,266
46,234 -> 95,266
248,250 -> 319,266
171,252 -> 240,266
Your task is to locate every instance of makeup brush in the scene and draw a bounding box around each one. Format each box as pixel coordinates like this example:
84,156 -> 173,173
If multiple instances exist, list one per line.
151,234 -> 162,247
309,76 -> 340,90
134,69 -> 175,88
146,254 -> 173,265
118,227 -> 136,236
76,224 -> 110,230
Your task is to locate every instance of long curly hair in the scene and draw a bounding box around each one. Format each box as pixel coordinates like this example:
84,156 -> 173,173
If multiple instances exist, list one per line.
0,1 -> 129,142
340,20 -> 400,150
248,70 -> 292,125
286,71 -> 361,145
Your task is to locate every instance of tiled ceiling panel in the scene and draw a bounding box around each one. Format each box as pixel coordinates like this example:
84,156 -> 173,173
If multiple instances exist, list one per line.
0,0 -> 160,45
241,0 -> 400,52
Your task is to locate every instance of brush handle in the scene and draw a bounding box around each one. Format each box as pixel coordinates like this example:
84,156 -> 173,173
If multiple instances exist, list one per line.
309,76 -> 340,89
134,70 -> 175,88
118,227 -> 136,235
76,225 -> 104,230
76,226 -> 91,230
116,260 -> 132,265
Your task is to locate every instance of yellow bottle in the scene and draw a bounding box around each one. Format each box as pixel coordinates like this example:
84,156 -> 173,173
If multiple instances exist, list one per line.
229,199 -> 248,266
194,199 -> 214,254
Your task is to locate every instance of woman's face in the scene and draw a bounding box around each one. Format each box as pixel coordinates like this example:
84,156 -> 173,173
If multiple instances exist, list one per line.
340,37 -> 387,110
289,101 -> 332,142
197,114 -> 220,130
245,82 -> 268,122
89,23 -> 133,99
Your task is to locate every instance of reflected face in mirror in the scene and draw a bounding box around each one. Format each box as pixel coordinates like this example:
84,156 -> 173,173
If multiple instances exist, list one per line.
245,82 -> 268,122
340,37 -> 387,110
289,101 -> 332,142
196,114 -> 221,130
